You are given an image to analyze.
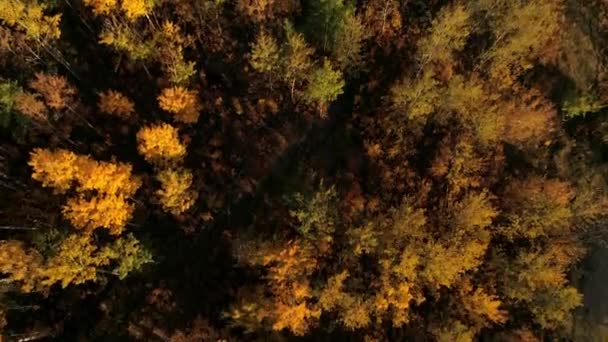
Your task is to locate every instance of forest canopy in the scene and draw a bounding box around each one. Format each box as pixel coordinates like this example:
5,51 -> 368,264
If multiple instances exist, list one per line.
1,0 -> 608,340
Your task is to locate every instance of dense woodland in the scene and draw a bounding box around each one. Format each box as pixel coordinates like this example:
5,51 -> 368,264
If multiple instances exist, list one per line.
1,0 -> 608,340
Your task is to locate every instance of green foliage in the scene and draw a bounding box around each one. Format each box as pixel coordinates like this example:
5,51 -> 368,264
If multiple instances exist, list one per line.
105,234 -> 153,279
562,91 -> 605,118
303,59 -> 345,111
302,0 -> 365,72
287,184 -> 337,244
0,81 -> 20,128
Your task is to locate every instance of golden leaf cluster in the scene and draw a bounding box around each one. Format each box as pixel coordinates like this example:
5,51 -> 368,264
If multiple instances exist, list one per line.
158,86 -> 201,123
136,123 -> 187,165
29,148 -> 141,234
83,0 -> 155,21
63,195 -> 135,235
155,168 -> 197,216
0,0 -> 62,41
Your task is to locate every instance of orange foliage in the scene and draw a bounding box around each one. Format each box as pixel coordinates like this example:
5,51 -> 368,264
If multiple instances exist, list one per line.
29,73 -> 75,111
503,88 -> 556,144
98,90 -> 135,117
503,177 -> 574,238
15,91 -> 47,121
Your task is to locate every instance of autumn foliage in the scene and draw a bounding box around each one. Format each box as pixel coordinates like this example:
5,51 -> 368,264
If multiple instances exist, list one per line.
1,0 -> 608,340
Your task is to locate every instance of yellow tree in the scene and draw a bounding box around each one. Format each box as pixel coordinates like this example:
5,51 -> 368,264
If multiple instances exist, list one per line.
40,234 -> 112,288
157,86 -> 201,124
0,0 -> 61,42
136,123 -> 187,165
0,240 -> 43,292
29,149 -> 141,235
29,148 -> 79,192
63,195 -> 135,235
155,168 -> 197,216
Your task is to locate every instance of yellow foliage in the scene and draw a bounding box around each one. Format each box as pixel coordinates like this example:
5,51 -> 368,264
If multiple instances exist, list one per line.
319,271 -> 349,311
0,240 -> 43,292
29,148 -> 79,192
74,157 -> 141,196
155,168 -> 197,216
250,31 -> 280,74
83,0 -> 117,15
372,275 -> 413,326
443,75 -> 505,144
459,284 -> 508,325
390,70 -> 440,122
136,123 -> 187,164
157,86 -> 201,123
452,190 -> 497,232
0,0 -> 61,41
340,296 -> 371,330
63,195 -> 135,235
98,90 -> 135,117
430,319 -> 476,342
30,148 -> 141,196
120,0 -> 155,21
489,1 -> 562,87
422,239 -> 489,289
99,21 -> 154,61
30,73 -> 75,111
272,301 -> 321,335
418,4 -> 472,65
40,234 -> 111,288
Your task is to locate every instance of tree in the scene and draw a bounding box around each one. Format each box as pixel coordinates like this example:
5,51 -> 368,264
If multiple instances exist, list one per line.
302,0 -> 366,72
104,233 -> 153,279
83,0 -> 117,16
120,0 -> 156,21
0,240 -> 43,292
157,86 -> 201,124
303,59 -> 344,115
136,124 -> 187,165
249,30 -> 280,76
15,91 -> 46,122
155,168 -> 197,216
282,21 -> 314,98
63,194 -> 135,235
417,4 -> 472,65
98,90 -> 135,117
502,177 -> 574,239
29,148 -> 79,192
29,73 -> 75,111
487,0 -> 562,87
0,0 -> 61,42
40,234 -> 112,288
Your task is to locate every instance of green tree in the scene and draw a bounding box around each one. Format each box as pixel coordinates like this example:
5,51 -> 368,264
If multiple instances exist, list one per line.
303,59 -> 344,115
